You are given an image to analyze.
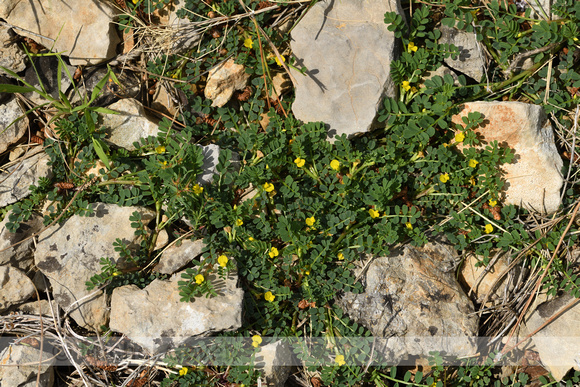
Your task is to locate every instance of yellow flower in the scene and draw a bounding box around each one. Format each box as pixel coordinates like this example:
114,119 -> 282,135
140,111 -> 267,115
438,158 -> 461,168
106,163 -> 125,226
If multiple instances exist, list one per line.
269,247 -> 279,258
275,55 -> 286,66
304,267 -> 310,275
439,173 -> 450,183
484,224 -> 494,234
455,132 -> 465,143
468,159 -> 479,168
330,159 -> 340,170
132,0 -> 139,4
338,252 -> 344,260
179,367 -> 188,376
264,291 -> 275,302
244,38 -> 254,49
192,184 -> 203,195
408,42 -> 418,52
369,208 -> 380,219
305,216 -> 315,226
402,81 -> 411,91
195,274 -> 204,284
252,335 -> 262,348
470,177 -> 476,186
489,199 -> 497,207
218,255 -> 228,267
406,222 -> 413,230
161,160 -> 167,166
155,145 -> 165,154
335,354 -> 346,366
263,182 -> 275,192
249,237 -> 255,241
236,219 -> 243,226
294,157 -> 305,168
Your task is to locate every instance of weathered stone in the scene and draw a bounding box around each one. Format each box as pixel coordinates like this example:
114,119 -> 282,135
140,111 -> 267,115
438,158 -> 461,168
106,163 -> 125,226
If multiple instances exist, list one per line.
452,102 -> 563,214
204,58 -> 250,107
24,55 -> 75,106
16,299 -> 59,316
255,340 -> 293,387
337,239 -> 478,361
154,229 -> 169,251
439,25 -> 485,82
34,203 -> 155,329
459,253 -> 520,304
0,265 -> 35,313
523,292 -> 580,381
101,98 -> 160,151
153,238 -> 205,275
0,151 -> 52,207
0,25 -> 28,76
198,144 -> 222,185
151,82 -> 178,117
0,97 -> 28,154
270,72 -> 292,99
110,268 -> 243,354
0,344 -> 55,387
0,0 -> 120,65
0,210 -> 43,270
290,0 -> 402,140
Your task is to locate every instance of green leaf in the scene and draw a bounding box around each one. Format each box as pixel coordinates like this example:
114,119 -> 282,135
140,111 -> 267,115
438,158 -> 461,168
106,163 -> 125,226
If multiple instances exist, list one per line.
92,137 -> 110,170
0,84 -> 37,94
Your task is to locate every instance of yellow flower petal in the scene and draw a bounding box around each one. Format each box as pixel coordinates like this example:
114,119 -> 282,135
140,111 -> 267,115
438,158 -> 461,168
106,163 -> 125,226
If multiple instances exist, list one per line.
439,173 -> 450,183
489,199 -> 497,207
338,252 -> 344,260
294,157 -> 305,168
179,367 -> 188,376
268,247 -> 279,258
468,159 -> 479,168
275,55 -> 286,66
330,159 -> 340,170
195,274 -> 204,284
455,132 -> 465,143
236,218 -> 243,226
263,182 -> 275,192
244,38 -> 254,49
369,208 -> 380,219
252,334 -> 262,347
264,291 -> 275,302
192,184 -> 203,195
484,224 -> 494,234
335,354 -> 345,366
305,216 -> 315,226
406,222 -> 413,230
218,255 -> 229,267
155,145 -> 165,154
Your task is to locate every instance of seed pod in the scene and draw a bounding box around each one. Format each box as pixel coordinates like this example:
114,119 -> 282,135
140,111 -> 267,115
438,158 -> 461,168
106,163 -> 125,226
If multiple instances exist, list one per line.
211,29 -> 221,39
208,11 -> 217,18
30,135 -> 44,145
54,182 -> 75,190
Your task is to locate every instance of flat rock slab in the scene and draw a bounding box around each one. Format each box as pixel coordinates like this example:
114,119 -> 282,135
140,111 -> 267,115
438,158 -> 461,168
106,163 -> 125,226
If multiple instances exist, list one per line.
0,151 -> 52,207
0,0 -> 120,65
0,211 -> 43,270
523,292 -> 580,381
439,25 -> 485,82
0,344 -> 55,387
110,269 -> 243,354
290,0 -> 402,140
34,203 -> 155,329
452,101 -> 563,214
337,239 -> 478,362
0,265 -> 35,313
0,97 -> 28,154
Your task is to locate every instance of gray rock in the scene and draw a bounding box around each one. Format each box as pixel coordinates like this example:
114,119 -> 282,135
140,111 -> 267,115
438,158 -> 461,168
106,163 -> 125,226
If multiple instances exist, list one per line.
198,144 -> 221,185
439,25 -> 485,82
34,203 -> 155,329
16,299 -> 59,316
70,67 -> 141,107
0,97 -> 29,154
153,238 -> 206,275
110,268 -> 243,354
0,265 -> 36,313
23,55 -> 76,106
0,210 -> 43,270
0,25 -> 28,76
290,0 -> 403,140
452,102 -> 563,214
0,344 -> 55,387
0,0 -> 120,66
0,151 -> 52,207
337,239 -> 478,362
101,98 -> 160,151
522,292 -> 580,381
256,340 -> 293,387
